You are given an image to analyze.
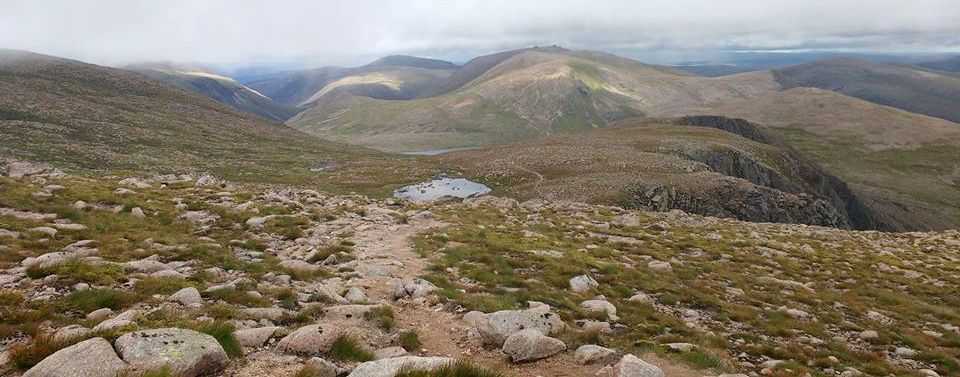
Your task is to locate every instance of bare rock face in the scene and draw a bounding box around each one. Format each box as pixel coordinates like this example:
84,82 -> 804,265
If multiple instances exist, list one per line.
23,337 -> 126,377
115,328 -> 228,377
276,324 -> 341,355
347,356 -> 454,377
501,329 -> 566,362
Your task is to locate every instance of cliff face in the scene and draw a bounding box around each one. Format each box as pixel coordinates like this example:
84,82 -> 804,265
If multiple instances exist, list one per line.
668,116 -> 894,230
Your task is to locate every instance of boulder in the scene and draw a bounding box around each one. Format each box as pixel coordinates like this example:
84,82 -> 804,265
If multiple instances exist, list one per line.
598,354 -> 665,377
240,307 -> 285,321
92,318 -> 135,332
580,299 -> 619,321
167,287 -> 202,306
124,259 -> 171,274
471,307 -> 565,346
345,287 -> 368,303
233,326 -> 280,348
276,324 -> 341,355
115,328 -> 228,377
569,274 -> 598,293
501,329 -> 566,362
130,207 -> 146,218
575,344 -> 616,365
51,325 -> 92,342
279,260 -> 322,274
374,346 -> 408,359
347,356 -> 454,377
23,337 -> 126,377
304,357 -> 339,377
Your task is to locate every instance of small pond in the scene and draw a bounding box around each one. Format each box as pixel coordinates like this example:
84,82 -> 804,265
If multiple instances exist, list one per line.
393,177 -> 491,202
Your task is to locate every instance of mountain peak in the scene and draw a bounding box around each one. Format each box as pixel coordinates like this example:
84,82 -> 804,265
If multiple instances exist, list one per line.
365,55 -> 457,70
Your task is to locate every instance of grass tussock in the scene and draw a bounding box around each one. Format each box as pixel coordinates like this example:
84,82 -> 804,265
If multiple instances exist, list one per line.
396,360 -> 509,377
329,335 -> 374,362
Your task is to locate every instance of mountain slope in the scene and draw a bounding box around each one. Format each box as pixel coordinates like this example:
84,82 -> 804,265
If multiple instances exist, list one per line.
0,49 -> 428,191
288,49 -> 781,152
772,57 -> 960,123
685,87 -> 960,148
916,55 -> 960,73
437,116 -> 895,230
247,55 -> 457,106
128,63 -> 298,121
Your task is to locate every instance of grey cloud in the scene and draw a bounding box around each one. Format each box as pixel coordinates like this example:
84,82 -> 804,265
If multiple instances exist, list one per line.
0,0 -> 957,66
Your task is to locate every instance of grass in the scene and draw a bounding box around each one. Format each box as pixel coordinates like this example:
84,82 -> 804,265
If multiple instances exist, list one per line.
396,361 -> 508,377
366,306 -> 396,331
9,333 -> 80,369
194,321 -> 241,358
413,201 -> 960,376
400,330 -> 422,352
329,335 -> 375,362
61,288 -> 137,313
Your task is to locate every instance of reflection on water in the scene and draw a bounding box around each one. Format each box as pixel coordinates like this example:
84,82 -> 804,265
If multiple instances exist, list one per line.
393,177 -> 491,202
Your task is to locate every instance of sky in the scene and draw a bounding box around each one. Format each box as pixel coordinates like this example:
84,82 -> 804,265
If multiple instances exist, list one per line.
1,0 -> 958,67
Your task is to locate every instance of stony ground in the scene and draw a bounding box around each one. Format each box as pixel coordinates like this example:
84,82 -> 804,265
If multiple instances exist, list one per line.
0,162 -> 957,377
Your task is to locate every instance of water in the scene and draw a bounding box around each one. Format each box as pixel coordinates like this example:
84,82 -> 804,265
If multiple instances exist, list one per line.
401,147 -> 477,156
393,177 -> 491,202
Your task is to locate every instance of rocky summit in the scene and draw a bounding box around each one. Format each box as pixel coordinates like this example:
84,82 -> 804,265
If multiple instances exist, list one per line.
0,163 -> 956,377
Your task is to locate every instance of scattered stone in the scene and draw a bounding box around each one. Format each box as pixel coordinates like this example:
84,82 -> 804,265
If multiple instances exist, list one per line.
167,287 -> 202,306
574,344 -> 616,364
647,260 -> 672,273
502,329 -> 566,362
233,326 -> 281,348
304,357 -> 339,377
469,307 -> 565,346
345,287 -> 368,303
859,330 -> 879,341
374,346 -> 408,359
28,226 -> 58,237
347,356 -> 454,377
569,274 -> 598,293
598,354 -> 665,377
276,324 -> 341,356
86,308 -> 114,321
580,299 -> 619,321
92,318 -> 135,332
23,337 -> 125,377
665,343 -> 696,352
240,307 -> 285,321
130,207 -> 146,218
115,328 -> 229,377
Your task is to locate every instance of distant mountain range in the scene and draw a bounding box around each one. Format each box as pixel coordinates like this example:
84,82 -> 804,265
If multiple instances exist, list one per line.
126,63 -> 298,122
4,47 -> 960,231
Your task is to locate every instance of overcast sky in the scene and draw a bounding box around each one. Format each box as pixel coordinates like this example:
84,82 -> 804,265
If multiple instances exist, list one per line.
1,0 -> 958,67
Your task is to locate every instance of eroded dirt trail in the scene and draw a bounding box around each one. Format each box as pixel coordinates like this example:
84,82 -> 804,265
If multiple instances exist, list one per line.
337,210 -> 704,377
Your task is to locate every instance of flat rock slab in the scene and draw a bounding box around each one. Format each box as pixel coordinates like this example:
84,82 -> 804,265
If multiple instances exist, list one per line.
347,356 -> 454,377
115,328 -> 228,377
23,337 -> 126,377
